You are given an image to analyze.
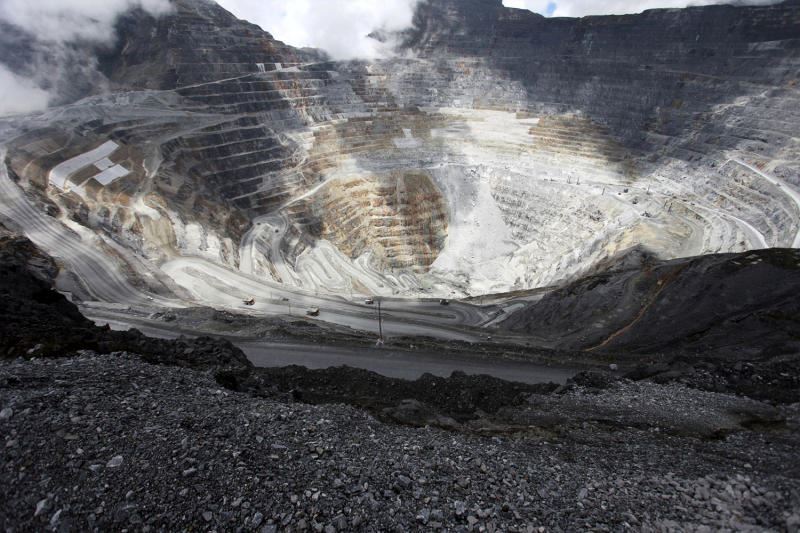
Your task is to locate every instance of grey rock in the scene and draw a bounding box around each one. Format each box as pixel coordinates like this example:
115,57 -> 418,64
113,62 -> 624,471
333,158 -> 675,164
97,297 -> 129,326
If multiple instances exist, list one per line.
417,508 -> 431,524
0,327 -> 798,532
332,514 -> 347,530
454,501 -> 466,517
34,498 -> 51,517
787,514 -> 800,533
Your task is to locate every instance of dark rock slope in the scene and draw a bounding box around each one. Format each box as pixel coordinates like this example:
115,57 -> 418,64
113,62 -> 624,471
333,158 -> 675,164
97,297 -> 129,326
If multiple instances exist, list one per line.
405,0 -> 800,140
3,353 -> 799,531
502,247 -> 800,359
100,0 -> 321,91
0,223 -> 250,371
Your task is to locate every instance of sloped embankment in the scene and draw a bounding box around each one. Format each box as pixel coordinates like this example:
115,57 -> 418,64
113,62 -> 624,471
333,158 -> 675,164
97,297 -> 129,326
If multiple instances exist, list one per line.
502,248 -> 800,359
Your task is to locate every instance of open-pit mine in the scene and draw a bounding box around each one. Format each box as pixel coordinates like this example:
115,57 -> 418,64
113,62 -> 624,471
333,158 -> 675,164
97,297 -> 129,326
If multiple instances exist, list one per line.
3,1 -> 800,531
1,0 -> 798,318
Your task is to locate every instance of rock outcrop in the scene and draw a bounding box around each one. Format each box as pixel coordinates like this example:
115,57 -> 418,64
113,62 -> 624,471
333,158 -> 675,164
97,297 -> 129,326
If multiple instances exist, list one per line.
100,0 -> 319,91
501,247 -> 800,359
0,222 -> 250,370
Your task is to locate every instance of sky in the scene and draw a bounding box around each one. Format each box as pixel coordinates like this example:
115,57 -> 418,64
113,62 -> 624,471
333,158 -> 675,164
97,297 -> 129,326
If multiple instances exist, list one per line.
501,0 -> 779,17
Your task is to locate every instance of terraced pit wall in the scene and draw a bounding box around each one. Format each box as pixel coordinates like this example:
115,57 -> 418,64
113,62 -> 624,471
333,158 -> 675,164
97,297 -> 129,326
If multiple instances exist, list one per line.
2,0 -> 799,297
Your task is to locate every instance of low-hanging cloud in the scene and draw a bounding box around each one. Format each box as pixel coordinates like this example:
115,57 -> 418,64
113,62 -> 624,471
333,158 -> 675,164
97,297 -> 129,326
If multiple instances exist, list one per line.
503,0 -> 780,17
0,0 -> 172,117
0,64 -> 50,117
216,0 -> 421,60
0,0 -> 173,44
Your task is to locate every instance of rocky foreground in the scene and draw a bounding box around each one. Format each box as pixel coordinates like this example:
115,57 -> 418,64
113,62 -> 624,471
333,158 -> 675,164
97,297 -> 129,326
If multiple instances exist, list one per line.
1,352 -> 800,532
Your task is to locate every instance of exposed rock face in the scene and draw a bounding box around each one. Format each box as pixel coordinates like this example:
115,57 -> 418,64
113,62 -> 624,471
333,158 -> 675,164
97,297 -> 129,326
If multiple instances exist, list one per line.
1,0 -> 799,299
501,247 -> 800,358
292,170 -> 448,272
0,222 -> 250,369
102,0 -> 319,90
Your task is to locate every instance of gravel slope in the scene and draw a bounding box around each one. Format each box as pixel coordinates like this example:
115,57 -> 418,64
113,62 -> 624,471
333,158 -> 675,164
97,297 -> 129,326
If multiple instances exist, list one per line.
2,353 -> 799,532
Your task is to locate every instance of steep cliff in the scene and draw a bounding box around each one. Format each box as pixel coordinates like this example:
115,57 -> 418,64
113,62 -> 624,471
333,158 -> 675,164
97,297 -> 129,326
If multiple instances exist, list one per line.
99,0 -> 320,90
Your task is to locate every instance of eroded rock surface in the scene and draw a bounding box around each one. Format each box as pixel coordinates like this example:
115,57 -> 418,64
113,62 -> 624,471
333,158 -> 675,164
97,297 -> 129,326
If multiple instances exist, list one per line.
500,247 -> 800,359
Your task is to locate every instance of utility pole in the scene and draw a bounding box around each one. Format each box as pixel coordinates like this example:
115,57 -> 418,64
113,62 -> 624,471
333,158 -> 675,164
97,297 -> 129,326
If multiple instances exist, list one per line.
377,298 -> 384,345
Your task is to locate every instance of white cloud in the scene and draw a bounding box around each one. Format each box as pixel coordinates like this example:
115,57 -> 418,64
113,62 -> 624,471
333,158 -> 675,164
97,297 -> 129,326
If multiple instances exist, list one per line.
0,0 -> 171,116
216,0 -> 421,60
0,0 -> 172,43
503,0 -> 779,17
0,64 -> 51,117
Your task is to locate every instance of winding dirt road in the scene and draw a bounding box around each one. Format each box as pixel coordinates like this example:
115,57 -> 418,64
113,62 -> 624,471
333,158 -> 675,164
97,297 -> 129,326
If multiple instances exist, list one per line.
727,157 -> 800,248
0,152 -> 177,308
1,153 -> 491,341
162,257 -> 490,341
